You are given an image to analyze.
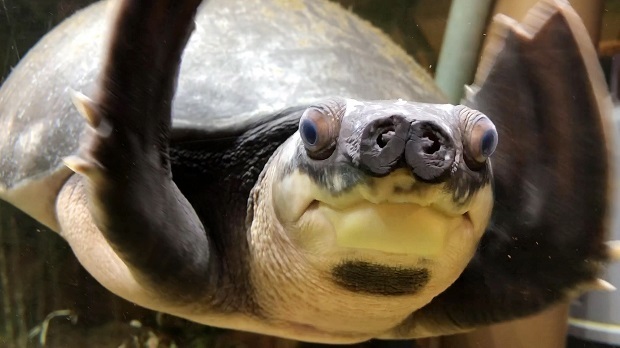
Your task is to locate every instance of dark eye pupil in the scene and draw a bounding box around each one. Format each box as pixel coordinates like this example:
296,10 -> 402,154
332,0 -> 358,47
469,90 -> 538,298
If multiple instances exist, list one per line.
480,129 -> 497,157
301,119 -> 318,146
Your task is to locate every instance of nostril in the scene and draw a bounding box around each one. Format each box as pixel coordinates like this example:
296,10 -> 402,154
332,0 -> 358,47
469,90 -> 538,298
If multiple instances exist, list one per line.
405,121 -> 455,183
359,116 -> 409,176
422,130 -> 441,154
377,129 -> 395,148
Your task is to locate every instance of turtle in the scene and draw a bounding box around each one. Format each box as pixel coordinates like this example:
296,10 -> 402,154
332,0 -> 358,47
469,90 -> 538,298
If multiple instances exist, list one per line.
0,0 -> 618,344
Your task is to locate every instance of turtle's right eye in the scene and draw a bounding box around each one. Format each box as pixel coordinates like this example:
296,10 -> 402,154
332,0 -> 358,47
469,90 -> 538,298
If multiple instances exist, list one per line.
299,108 -> 339,160
300,118 -> 319,146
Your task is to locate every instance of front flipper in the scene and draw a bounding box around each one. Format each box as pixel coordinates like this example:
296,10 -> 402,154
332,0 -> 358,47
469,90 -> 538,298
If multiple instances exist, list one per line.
63,0 -> 212,298
392,0 -> 616,337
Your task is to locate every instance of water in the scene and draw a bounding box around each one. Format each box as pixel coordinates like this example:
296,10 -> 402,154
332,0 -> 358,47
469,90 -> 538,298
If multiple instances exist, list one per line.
0,1 -> 619,347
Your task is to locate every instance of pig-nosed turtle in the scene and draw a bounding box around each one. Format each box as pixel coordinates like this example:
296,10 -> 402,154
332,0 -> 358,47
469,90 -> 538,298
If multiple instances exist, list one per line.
0,0 -> 618,343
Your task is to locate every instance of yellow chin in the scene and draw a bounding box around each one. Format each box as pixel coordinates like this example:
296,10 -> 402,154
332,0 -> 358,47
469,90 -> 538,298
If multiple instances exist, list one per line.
317,202 -> 471,257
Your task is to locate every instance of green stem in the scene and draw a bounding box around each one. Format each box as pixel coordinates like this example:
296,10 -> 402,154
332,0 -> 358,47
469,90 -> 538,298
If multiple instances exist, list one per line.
435,0 -> 493,103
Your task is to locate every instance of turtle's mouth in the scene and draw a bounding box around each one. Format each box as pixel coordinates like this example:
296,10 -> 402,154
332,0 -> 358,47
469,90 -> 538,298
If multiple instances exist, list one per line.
272,168 -> 491,258
301,199 -> 473,256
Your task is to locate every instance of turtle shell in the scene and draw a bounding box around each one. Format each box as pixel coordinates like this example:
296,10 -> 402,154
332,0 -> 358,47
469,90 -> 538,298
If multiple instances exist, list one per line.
0,0 -> 444,229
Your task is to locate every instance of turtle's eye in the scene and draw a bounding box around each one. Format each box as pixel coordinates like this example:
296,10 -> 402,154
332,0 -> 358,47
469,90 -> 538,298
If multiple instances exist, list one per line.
464,116 -> 497,169
299,108 -> 339,160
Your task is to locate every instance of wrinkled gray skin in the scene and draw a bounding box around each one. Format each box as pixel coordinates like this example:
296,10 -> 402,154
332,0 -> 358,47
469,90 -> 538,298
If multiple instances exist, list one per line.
0,0 -> 616,344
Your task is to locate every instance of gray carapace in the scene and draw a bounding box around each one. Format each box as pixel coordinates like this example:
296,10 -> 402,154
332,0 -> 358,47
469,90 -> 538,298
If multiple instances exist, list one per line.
0,0 -> 618,344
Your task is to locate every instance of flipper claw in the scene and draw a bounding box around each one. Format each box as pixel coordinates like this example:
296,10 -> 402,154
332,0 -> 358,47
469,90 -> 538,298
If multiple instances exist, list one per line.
608,240 -> 620,261
591,278 -> 617,292
63,155 -> 101,180
69,89 -> 113,137
69,89 -> 99,126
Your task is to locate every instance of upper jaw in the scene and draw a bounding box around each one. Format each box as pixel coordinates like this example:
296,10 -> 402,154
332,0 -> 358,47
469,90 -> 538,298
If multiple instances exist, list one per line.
315,168 -> 471,214
275,168 -> 471,224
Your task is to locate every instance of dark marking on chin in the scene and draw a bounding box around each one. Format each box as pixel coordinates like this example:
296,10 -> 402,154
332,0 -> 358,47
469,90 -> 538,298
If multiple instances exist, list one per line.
331,261 -> 429,296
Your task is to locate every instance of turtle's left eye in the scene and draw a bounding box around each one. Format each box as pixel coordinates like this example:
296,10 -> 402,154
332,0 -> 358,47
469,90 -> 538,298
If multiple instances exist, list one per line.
464,116 -> 497,169
299,108 -> 339,160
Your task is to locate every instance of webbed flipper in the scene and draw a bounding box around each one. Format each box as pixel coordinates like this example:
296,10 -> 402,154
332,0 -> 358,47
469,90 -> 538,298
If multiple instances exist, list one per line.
393,0 -> 615,337
62,0 -> 212,297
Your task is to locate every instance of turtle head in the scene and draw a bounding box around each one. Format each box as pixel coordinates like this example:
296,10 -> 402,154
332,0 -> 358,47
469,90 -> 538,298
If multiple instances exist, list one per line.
255,97 -> 495,296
